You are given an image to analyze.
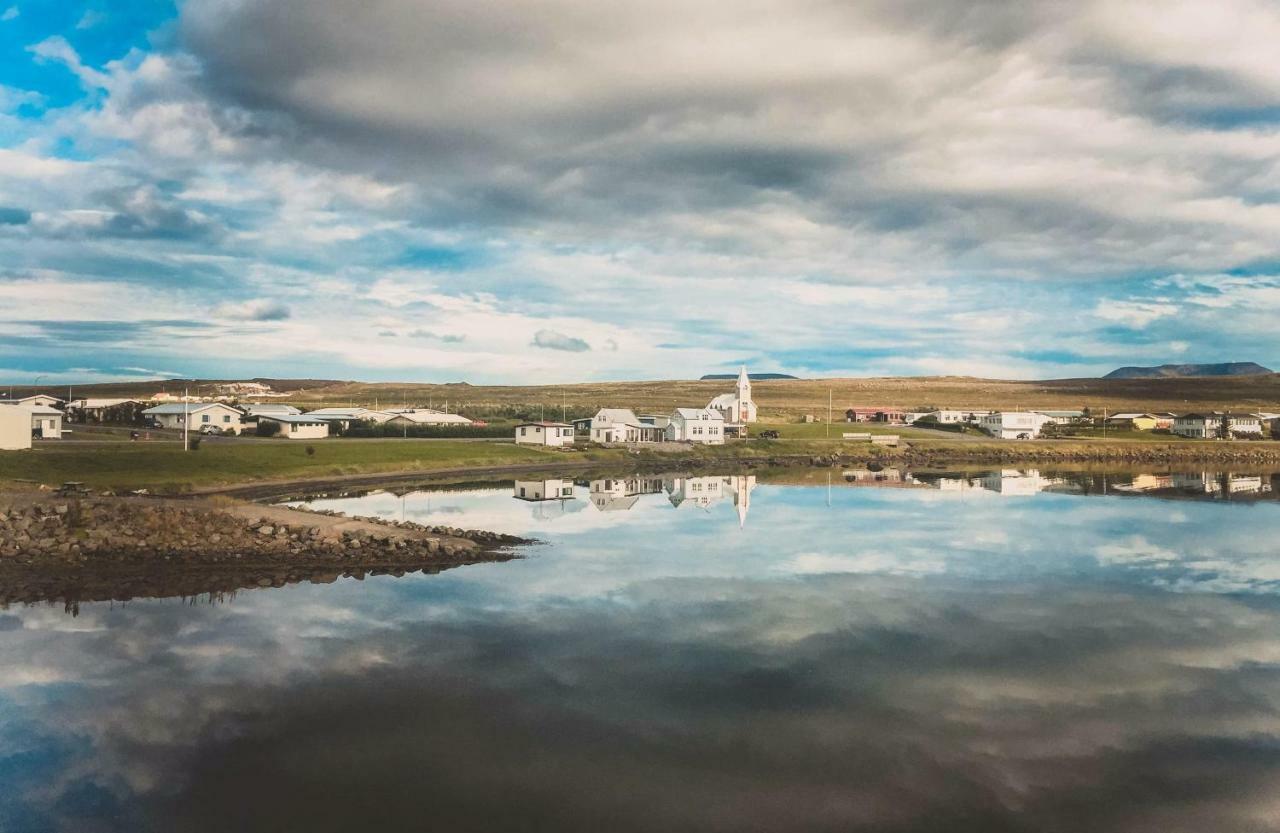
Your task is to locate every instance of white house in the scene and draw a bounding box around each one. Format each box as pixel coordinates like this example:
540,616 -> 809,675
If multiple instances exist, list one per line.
1035,410 -> 1086,425
589,408 -> 661,443
979,411 -> 1053,440
930,410 -> 990,424
8,394 -> 63,409
143,403 -> 245,433
515,421 -> 575,447
384,409 -> 474,426
27,405 -> 63,439
1173,413 -> 1263,439
304,408 -> 396,428
241,403 -> 302,417
0,405 -> 32,450
513,478 -> 576,501
257,414 -> 330,439
666,408 -> 726,444
707,366 -> 758,427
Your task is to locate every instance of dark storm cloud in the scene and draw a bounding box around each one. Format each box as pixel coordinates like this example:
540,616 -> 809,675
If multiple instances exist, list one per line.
174,0 -> 1280,278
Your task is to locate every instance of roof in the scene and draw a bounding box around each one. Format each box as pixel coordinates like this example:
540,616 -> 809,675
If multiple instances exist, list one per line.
306,407 -> 373,416
242,404 -> 301,415
673,407 -> 724,420
1036,410 -> 1084,417
1108,412 -> 1152,419
593,408 -> 639,425
259,414 -> 328,425
517,421 -> 571,428
143,403 -> 242,415
68,398 -> 140,408
28,405 -> 63,415
386,411 -> 473,424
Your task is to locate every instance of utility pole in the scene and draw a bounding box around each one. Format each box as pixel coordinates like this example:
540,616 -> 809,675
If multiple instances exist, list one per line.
826,389 -> 832,439
183,386 -> 190,451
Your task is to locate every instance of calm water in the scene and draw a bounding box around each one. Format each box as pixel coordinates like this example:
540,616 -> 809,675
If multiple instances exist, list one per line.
3,469 -> 1280,832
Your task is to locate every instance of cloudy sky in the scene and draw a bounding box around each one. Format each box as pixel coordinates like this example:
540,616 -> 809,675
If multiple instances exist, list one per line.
2,0 -> 1280,384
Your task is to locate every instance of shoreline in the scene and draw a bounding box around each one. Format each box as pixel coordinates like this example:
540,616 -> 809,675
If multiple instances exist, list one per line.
189,440 -> 1280,501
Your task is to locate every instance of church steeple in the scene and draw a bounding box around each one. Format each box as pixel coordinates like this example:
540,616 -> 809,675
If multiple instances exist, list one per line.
736,365 -> 751,401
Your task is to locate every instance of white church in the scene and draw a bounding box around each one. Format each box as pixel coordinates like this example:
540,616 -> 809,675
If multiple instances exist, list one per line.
706,366 -> 758,430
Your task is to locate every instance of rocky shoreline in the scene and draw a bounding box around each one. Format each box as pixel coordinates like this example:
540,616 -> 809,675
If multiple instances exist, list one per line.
0,496 -> 529,580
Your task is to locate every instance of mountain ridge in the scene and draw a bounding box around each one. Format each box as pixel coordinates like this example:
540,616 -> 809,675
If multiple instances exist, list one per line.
1103,362 -> 1273,380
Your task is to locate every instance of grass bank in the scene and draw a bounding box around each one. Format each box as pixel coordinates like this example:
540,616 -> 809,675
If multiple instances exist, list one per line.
0,440 -> 631,492
6,434 -> 1280,493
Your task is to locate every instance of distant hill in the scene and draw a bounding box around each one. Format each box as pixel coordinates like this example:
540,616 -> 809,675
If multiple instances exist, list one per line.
1103,362 -> 1273,380
700,373 -> 799,381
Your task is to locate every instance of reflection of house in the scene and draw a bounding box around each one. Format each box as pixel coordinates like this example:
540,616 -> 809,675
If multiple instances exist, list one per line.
143,403 -> 245,433
978,469 -> 1052,495
664,475 -> 756,526
1114,473 -> 1174,492
980,412 -> 1052,439
842,468 -> 916,485
707,366 -> 757,427
588,477 -> 664,511
1172,472 -> 1266,495
513,478 -> 576,501
515,421 -> 575,447
667,408 -> 726,444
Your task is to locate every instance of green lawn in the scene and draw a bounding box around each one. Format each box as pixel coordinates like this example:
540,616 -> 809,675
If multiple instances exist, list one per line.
0,440 -> 613,492
752,421 -> 937,440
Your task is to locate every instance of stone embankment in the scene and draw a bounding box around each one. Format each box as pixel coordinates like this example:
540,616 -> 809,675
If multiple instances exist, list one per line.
0,494 -> 528,569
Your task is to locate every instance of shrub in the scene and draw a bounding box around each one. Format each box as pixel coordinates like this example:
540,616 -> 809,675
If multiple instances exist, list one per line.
305,445 -> 316,456
257,420 -> 281,438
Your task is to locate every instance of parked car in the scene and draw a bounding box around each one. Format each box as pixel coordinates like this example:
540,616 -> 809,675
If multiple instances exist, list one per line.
198,424 -> 223,435
759,429 -> 780,439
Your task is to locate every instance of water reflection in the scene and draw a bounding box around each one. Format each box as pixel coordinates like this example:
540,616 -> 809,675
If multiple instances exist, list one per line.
513,475 -> 758,527
3,470 -> 1280,831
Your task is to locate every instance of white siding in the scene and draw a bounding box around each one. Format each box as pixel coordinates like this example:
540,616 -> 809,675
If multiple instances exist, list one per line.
0,406 -> 32,450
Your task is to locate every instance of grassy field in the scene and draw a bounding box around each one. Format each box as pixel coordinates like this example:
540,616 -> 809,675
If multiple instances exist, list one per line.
20,372 -> 1280,423
0,440 -> 609,492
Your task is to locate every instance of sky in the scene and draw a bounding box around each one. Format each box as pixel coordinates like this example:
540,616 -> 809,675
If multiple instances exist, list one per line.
2,0 -> 1280,385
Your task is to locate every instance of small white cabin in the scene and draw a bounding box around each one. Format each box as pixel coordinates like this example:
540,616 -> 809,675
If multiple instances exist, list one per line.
515,422 -> 574,447
258,414 -> 330,439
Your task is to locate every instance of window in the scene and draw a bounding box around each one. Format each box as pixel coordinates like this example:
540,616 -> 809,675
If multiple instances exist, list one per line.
201,414 -> 210,423
223,415 -> 231,423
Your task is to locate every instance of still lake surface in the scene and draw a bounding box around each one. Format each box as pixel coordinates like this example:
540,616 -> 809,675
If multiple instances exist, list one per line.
3,468 -> 1280,832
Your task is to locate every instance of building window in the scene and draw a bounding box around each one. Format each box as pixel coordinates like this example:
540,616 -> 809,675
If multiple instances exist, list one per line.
202,414 -> 210,423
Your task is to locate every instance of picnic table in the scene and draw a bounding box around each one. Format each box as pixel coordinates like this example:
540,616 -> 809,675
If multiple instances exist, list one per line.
54,481 -> 90,497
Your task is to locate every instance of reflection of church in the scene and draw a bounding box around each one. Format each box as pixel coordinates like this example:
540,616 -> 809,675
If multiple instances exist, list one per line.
707,367 -> 758,430
664,475 -> 756,527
